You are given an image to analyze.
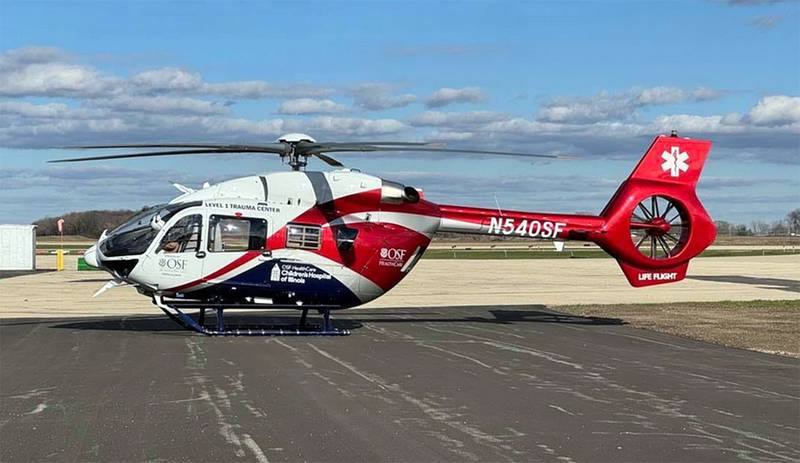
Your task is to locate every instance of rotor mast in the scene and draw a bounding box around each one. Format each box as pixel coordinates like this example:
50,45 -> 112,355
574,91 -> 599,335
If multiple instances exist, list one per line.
277,133 -> 315,171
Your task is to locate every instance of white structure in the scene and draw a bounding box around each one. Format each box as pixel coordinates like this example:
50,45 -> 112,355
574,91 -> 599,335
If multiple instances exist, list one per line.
0,225 -> 36,271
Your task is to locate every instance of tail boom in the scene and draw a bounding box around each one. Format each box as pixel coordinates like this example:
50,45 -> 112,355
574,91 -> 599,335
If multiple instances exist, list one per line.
434,134 -> 716,287
437,205 -> 603,240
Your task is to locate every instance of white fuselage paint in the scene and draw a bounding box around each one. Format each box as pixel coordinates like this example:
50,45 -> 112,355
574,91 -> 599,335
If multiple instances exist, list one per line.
101,169 -> 418,305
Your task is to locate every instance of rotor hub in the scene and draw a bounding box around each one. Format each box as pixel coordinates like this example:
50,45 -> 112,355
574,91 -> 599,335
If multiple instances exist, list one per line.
629,195 -> 689,260
647,217 -> 672,236
276,133 -> 316,144
275,133 -> 316,171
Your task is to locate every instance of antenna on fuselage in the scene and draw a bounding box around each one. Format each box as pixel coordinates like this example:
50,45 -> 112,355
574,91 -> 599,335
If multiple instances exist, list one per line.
494,194 -> 504,217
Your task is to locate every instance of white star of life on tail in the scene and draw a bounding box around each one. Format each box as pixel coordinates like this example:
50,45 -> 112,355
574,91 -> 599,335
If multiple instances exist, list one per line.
661,146 -> 689,177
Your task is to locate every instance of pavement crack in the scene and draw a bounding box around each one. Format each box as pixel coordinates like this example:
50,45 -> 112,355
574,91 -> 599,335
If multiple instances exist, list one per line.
423,325 -> 584,370
307,343 -> 519,460
415,341 -> 509,376
184,337 -> 270,463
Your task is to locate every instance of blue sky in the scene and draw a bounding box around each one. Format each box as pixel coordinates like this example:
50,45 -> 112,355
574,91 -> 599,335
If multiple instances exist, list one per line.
1,0 -> 798,224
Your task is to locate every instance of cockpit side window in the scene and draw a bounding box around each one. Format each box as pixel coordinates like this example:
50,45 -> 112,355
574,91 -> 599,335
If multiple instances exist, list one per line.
208,215 -> 267,252
100,206 -> 161,257
99,201 -> 205,257
100,226 -> 157,257
158,214 -> 202,253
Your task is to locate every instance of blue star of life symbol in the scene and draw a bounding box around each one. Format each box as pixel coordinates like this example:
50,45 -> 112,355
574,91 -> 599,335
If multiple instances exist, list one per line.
661,146 -> 689,177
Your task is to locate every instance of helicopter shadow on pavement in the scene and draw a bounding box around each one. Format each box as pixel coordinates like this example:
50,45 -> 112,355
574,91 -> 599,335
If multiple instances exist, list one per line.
46,305 -> 625,334
349,307 -> 625,326
687,275 -> 799,293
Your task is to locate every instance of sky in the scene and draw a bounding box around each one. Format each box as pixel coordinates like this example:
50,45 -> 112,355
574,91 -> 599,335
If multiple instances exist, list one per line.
0,0 -> 798,225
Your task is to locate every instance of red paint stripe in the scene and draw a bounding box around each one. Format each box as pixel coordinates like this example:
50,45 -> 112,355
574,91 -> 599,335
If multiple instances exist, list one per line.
167,250 -> 260,292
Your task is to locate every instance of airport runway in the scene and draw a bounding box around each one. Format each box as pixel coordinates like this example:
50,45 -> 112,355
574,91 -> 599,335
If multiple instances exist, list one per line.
2,306 -> 798,462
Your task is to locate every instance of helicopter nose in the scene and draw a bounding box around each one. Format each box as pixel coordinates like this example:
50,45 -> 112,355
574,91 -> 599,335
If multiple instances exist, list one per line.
83,245 -> 99,268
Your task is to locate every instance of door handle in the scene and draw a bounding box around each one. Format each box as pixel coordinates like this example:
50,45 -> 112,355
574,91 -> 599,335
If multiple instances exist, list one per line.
195,251 -> 206,259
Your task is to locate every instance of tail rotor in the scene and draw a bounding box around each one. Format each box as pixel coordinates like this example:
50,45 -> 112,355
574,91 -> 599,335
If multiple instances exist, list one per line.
629,195 -> 690,260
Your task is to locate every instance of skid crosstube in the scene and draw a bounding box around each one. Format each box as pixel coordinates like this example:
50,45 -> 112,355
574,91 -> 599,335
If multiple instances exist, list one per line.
152,295 -> 350,336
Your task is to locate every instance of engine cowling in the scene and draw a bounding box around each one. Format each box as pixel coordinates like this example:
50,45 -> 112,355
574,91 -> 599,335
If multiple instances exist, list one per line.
380,180 -> 420,204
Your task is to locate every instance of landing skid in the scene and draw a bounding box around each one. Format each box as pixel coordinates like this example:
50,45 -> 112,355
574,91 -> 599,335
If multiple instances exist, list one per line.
152,295 -> 350,336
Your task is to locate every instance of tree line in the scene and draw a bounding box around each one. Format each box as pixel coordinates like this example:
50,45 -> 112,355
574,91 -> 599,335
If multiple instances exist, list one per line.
715,209 -> 800,236
33,207 -> 800,238
34,208 -> 145,238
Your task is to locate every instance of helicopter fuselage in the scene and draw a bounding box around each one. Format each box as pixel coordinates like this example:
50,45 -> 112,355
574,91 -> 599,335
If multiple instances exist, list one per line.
88,169 -> 443,309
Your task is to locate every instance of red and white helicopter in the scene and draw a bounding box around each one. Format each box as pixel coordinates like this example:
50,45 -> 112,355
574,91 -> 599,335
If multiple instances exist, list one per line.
53,132 -> 716,336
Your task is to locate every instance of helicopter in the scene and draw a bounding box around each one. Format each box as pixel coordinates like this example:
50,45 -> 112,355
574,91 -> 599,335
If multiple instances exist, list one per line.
52,131 -> 716,336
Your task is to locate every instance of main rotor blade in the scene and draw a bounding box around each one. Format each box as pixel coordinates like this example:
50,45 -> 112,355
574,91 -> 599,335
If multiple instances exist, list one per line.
296,142 -> 440,156
60,143 -> 288,152
50,139 -> 569,165
311,141 -> 436,148
49,147 -> 284,163
312,152 -> 344,167
310,145 -> 564,159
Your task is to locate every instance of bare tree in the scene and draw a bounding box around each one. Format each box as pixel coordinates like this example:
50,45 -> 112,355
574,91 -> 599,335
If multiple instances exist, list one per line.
788,209 -> 800,236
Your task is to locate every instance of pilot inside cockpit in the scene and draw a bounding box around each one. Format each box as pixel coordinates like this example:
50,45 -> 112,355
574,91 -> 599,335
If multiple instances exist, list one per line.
157,214 -> 203,253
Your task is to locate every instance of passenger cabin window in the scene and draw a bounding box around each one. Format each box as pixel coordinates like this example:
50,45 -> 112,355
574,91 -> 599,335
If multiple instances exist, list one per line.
286,223 -> 321,250
159,214 -> 202,253
208,215 -> 267,252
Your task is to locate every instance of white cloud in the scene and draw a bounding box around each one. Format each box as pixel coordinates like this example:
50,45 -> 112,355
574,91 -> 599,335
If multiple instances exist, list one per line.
690,87 -> 724,101
749,95 -> 800,126
636,86 -> 686,105
537,87 -> 724,123
750,15 -> 782,29
652,114 -> 739,133
0,46 -> 64,69
653,95 -> 800,132
426,87 -> 485,108
0,101 -> 99,119
350,83 -> 417,110
399,94 -> 798,163
87,96 -> 229,115
276,98 -> 348,115
409,111 -> 509,127
0,47 -> 118,98
0,46 -> 332,100
202,81 -> 333,99
537,96 -> 629,124
0,96 -> 406,147
294,116 -> 406,136
426,131 -> 479,141
1,46 -> 795,168
130,68 -> 203,92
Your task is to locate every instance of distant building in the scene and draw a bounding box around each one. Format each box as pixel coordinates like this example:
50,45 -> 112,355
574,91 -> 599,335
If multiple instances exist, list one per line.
0,225 -> 36,271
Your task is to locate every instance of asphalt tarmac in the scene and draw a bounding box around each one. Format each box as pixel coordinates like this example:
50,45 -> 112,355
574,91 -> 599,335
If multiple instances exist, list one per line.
1,306 -> 798,462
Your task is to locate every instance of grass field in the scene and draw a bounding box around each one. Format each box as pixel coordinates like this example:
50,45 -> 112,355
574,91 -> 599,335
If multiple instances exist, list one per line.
37,244 -> 93,251
557,299 -> 800,358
